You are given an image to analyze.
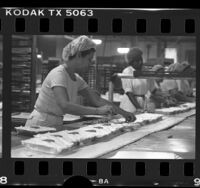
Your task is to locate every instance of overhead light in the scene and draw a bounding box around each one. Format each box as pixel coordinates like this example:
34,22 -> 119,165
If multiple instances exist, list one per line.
117,48 -> 130,54
92,39 -> 102,45
37,54 -> 42,59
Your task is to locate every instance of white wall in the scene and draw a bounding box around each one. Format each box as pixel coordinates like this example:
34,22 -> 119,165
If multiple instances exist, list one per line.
167,41 -> 196,63
40,36 -> 196,66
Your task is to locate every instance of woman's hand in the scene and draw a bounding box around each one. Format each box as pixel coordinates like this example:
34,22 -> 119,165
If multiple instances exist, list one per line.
146,102 -> 155,113
122,111 -> 136,122
96,105 -> 116,115
135,108 -> 145,114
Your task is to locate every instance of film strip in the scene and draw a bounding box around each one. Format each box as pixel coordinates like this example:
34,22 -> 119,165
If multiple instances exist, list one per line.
0,8 -> 199,187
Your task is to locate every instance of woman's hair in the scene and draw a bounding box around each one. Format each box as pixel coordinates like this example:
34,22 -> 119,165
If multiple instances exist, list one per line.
151,64 -> 164,72
62,35 -> 96,61
68,48 -> 96,60
125,47 -> 143,64
128,56 -> 143,66
181,61 -> 191,72
167,63 -> 184,72
125,47 -> 143,70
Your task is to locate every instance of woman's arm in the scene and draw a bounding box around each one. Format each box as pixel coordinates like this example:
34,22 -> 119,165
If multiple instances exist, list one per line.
79,87 -> 136,122
126,92 -> 142,109
52,86 -> 114,116
79,87 -> 120,108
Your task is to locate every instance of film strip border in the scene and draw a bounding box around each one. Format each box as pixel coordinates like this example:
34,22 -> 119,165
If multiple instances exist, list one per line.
0,17 -> 197,34
0,9 -> 199,34
0,8 -> 199,186
0,159 -> 197,186
0,17 -> 197,33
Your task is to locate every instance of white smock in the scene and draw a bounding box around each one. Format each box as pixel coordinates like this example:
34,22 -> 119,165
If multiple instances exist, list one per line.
25,65 -> 88,127
119,66 -> 149,113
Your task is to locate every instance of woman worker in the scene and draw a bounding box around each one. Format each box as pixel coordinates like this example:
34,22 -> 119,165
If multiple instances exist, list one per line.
181,61 -> 196,97
178,61 -> 194,97
147,64 -> 177,110
120,47 -> 150,113
25,36 -> 136,128
160,62 -> 193,102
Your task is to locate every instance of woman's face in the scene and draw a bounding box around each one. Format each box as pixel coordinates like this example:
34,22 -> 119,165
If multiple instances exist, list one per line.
131,58 -> 143,70
156,69 -> 164,83
76,52 -> 95,73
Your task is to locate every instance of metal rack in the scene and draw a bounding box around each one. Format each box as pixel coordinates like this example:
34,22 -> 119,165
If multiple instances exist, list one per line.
114,71 -> 196,80
11,35 -> 37,112
41,58 -> 60,82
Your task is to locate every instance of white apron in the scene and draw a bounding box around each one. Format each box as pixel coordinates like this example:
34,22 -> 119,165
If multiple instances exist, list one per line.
120,66 -> 148,113
25,109 -> 63,127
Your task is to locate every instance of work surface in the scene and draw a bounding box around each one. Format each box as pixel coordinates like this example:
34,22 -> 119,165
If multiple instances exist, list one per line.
101,116 -> 195,159
10,109 -> 195,159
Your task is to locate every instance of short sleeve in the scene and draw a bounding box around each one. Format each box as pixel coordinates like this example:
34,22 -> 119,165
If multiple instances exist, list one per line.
177,80 -> 191,95
50,71 -> 67,89
161,80 -> 179,92
121,78 -> 133,93
121,67 -> 134,93
147,79 -> 156,93
176,80 -> 182,91
76,74 -> 89,91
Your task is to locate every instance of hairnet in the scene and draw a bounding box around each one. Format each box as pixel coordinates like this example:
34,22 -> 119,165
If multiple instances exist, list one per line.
62,35 -> 96,61
151,64 -> 164,72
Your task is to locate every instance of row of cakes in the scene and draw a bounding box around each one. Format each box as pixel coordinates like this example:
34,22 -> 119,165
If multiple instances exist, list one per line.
154,102 -> 196,115
21,113 -> 163,155
15,102 -> 195,135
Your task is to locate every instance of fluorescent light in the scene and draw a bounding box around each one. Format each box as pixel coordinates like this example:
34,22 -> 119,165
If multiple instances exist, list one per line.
92,39 -> 102,45
37,54 -> 42,59
117,48 -> 130,54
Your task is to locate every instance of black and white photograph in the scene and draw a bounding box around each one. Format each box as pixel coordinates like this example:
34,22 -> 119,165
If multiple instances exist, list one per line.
11,35 -> 196,159
0,36 -> 2,158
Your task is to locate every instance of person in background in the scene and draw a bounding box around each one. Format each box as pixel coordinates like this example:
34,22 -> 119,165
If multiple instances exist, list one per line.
120,47 -> 149,113
146,64 -> 177,111
178,61 -> 194,97
160,62 -> 193,102
25,35 -> 136,128
181,61 -> 196,96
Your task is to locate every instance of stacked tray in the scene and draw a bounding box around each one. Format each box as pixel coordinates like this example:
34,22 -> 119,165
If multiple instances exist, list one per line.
11,36 -> 35,112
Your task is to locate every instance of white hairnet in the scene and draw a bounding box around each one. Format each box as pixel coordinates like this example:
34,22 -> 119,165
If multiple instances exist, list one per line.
62,35 -> 96,61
